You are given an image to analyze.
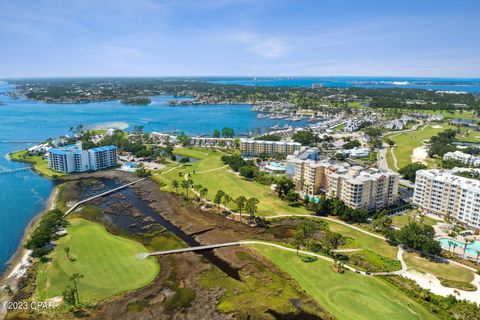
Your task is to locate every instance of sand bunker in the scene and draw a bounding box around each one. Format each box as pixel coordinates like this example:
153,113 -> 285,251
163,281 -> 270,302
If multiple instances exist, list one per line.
412,145 -> 428,164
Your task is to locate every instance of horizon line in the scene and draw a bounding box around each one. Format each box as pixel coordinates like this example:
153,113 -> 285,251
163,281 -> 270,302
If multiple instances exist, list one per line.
2,75 -> 480,80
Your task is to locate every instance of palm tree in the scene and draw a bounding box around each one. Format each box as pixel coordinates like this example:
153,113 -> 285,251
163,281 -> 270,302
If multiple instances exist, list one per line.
214,190 -> 225,208
76,124 -> 84,134
462,238 -> 474,257
246,198 -> 259,220
172,180 -> 179,194
223,194 -> 232,209
64,246 -> 71,260
70,273 -> 84,304
452,242 -> 458,254
235,196 -> 247,221
181,179 -> 192,198
199,187 -> 208,199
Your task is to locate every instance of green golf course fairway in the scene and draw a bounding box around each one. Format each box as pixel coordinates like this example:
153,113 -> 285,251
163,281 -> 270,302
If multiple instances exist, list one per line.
252,245 -> 438,320
153,148 -> 308,216
36,218 -> 159,302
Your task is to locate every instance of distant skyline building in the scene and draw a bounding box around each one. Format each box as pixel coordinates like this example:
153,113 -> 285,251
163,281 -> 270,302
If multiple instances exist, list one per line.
48,144 -> 117,173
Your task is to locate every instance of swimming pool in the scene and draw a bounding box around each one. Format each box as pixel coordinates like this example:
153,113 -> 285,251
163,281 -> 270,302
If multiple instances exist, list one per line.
264,162 -> 286,172
438,238 -> 480,257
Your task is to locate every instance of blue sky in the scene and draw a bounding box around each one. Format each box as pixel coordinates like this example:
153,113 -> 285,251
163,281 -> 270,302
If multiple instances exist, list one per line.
1,0 -> 479,77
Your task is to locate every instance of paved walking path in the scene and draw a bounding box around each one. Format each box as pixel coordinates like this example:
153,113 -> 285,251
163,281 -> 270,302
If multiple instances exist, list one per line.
195,165 -> 228,174
264,214 -> 478,274
390,147 -> 400,170
333,248 -> 363,253
145,240 -> 407,277
152,161 -> 480,299
382,122 -> 427,171
265,214 -> 387,240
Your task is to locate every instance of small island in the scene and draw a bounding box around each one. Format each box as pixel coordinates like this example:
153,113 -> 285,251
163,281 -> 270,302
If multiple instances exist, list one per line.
121,97 -> 151,105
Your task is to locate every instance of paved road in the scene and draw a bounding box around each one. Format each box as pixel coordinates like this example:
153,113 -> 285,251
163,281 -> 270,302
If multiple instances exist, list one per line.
399,179 -> 415,189
378,148 -> 389,170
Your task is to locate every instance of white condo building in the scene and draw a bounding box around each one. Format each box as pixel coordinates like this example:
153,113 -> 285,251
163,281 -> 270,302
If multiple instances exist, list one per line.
48,144 -> 118,173
240,139 -> 302,157
293,160 -> 399,210
443,151 -> 480,167
413,169 -> 480,229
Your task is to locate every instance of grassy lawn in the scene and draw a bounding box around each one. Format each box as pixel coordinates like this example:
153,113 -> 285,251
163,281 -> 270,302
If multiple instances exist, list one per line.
191,166 -> 307,216
252,245 -> 438,320
150,148 -> 225,192
343,250 -> 401,273
403,252 -> 475,284
387,124 -> 455,170
153,148 -> 308,216
9,150 -> 63,178
36,218 -> 159,302
389,109 -> 478,121
456,129 -> 480,143
325,220 -> 398,259
392,210 -> 442,228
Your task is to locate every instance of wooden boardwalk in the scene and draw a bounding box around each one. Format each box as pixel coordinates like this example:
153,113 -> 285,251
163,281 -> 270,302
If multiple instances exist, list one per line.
0,166 -> 32,175
64,178 -> 148,216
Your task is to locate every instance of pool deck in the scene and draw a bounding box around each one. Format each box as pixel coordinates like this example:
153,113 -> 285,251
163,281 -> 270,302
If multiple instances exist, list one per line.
437,236 -> 480,259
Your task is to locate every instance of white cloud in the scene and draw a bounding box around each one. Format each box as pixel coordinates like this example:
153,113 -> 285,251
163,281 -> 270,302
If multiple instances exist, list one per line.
230,31 -> 288,58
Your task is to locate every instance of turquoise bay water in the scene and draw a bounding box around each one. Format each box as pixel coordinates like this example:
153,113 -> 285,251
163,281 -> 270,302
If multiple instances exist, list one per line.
209,76 -> 480,93
439,238 -> 480,257
0,82 -> 306,274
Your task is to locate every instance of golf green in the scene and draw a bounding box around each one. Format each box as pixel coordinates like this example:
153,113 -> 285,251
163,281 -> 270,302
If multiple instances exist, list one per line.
36,218 -> 159,302
252,245 -> 438,320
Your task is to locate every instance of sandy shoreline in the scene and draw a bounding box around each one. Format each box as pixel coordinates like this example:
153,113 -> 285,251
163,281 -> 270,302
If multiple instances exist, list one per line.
0,186 -> 58,283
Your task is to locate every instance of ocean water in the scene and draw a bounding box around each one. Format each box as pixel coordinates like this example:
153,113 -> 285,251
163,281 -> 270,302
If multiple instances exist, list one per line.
207,76 -> 480,93
0,82 -> 306,274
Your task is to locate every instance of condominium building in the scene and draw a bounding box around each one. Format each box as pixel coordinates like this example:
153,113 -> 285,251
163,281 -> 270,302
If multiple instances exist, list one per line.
292,161 -> 399,210
326,166 -> 399,210
48,144 -> 117,173
294,160 -> 329,195
413,169 -> 480,229
443,151 -> 480,167
344,147 -> 370,159
189,137 -> 235,147
240,139 -> 302,157
150,132 -> 178,144
285,147 -> 320,177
